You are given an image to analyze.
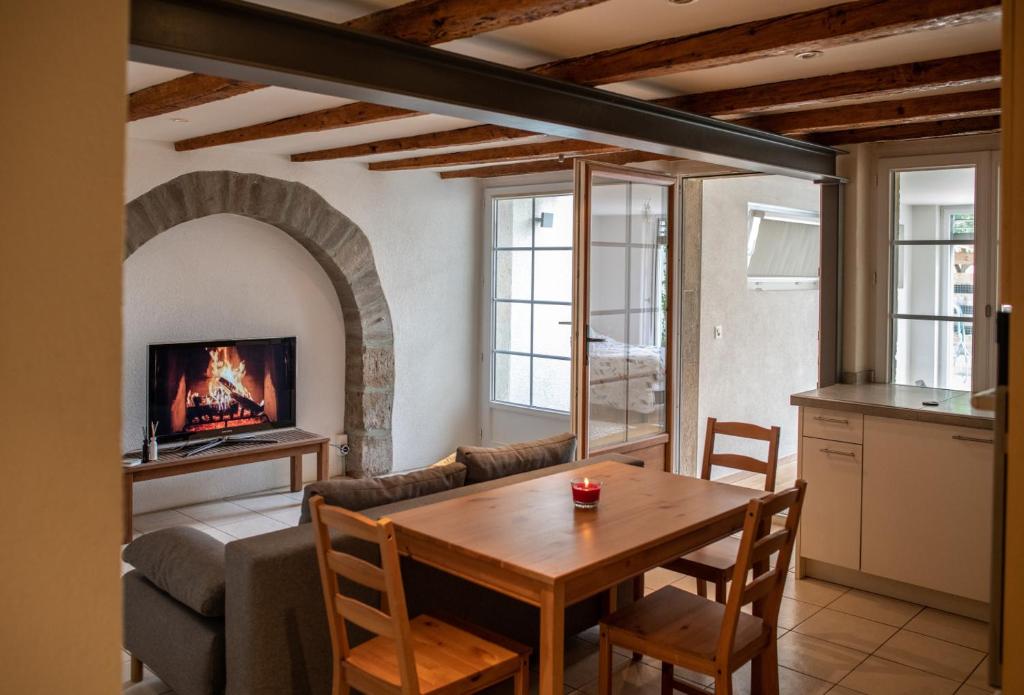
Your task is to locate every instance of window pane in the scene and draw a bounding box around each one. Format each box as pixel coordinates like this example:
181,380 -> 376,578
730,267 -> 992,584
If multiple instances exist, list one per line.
630,183 -> 668,246
533,250 -> 571,302
533,304 -> 571,357
893,243 -> 974,317
532,357 -> 569,411
590,181 -> 629,243
494,301 -> 531,353
893,318 -> 971,390
493,353 -> 530,405
589,245 -> 626,311
494,250 -> 532,300
894,168 -> 975,240
494,197 -> 533,247
534,195 -> 573,248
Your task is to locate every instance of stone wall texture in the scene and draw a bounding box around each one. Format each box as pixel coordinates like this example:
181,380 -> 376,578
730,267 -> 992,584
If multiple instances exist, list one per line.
124,171 -> 394,476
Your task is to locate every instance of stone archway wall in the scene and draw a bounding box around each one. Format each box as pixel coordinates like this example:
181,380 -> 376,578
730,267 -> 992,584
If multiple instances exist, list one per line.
125,171 -> 393,477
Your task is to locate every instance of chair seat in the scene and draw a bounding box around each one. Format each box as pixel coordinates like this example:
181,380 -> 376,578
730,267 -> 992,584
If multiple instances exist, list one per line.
662,536 -> 739,579
346,614 -> 528,694
602,586 -> 769,669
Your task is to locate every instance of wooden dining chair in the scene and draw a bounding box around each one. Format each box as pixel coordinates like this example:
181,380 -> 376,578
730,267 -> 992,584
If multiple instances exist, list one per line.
310,496 -> 531,695
662,417 -> 781,603
599,480 -> 807,695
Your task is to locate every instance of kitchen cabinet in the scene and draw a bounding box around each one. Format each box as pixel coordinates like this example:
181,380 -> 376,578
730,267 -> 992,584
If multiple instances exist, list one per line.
800,435 -> 862,570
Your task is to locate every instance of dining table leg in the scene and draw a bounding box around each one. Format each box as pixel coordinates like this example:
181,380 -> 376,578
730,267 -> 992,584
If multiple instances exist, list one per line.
539,584 -> 565,695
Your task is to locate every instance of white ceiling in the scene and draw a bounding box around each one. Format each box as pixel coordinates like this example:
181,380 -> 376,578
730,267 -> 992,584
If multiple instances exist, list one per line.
125,0 -> 1002,172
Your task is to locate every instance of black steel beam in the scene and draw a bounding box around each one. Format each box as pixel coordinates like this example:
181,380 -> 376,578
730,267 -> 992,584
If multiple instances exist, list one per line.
129,0 -> 839,181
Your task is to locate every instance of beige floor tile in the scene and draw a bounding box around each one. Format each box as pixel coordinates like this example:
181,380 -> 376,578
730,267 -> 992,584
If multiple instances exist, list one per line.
794,609 -> 898,653
777,631 -> 868,683
121,662 -> 173,694
903,608 -> 989,651
965,657 -> 996,692
784,577 -> 848,607
563,635 -> 627,689
215,514 -> 290,539
779,596 -> 823,630
826,688 -> 862,694
176,500 -> 252,525
875,630 -> 985,682
132,509 -> 193,533
828,589 -> 922,627
838,656 -> 960,695
579,660 -> 663,694
670,573 -> 699,594
230,492 -> 300,514
643,567 -> 682,592
726,663 -> 831,695
262,504 -> 301,526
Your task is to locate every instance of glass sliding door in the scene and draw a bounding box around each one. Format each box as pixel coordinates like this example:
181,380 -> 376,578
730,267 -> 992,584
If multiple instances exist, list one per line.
572,161 -> 676,469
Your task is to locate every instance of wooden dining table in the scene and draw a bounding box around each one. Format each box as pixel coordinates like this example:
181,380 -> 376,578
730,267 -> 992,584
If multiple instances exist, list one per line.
388,458 -> 766,695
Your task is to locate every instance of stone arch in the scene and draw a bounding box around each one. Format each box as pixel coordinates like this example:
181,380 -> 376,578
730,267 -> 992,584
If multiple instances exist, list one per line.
125,171 -> 393,477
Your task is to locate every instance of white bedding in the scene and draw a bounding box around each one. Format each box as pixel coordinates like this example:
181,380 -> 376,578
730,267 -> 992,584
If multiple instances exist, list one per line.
588,334 -> 665,415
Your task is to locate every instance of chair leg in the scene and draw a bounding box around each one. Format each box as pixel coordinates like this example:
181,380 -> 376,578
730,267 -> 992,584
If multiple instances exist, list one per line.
714,577 -> 728,604
632,575 -> 644,661
696,579 -> 708,598
661,661 -> 674,695
598,626 -> 614,695
513,657 -> 530,695
714,671 -> 733,695
751,641 -> 780,695
129,655 -> 143,683
332,666 -> 349,695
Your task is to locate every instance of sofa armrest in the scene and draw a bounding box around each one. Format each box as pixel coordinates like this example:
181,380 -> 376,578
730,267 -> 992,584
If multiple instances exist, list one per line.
123,526 -> 226,617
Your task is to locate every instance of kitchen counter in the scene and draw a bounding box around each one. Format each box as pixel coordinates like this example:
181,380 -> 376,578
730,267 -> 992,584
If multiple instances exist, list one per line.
791,383 -> 994,430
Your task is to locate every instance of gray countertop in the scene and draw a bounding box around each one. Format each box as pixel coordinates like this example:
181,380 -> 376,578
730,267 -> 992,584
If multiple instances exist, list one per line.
791,383 -> 994,430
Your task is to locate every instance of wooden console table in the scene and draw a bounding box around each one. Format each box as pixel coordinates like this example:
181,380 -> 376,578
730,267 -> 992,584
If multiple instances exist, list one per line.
122,429 -> 330,543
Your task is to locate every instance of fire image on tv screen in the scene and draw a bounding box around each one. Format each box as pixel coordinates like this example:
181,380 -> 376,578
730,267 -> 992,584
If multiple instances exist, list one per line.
148,337 -> 296,441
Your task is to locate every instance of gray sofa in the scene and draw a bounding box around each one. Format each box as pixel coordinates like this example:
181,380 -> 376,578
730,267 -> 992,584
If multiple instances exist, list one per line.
123,439 -> 641,695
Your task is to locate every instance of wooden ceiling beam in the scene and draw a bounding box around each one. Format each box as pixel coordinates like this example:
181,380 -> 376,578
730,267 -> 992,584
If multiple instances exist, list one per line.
290,124 -> 533,161
170,0 -> 611,149
532,0 -> 1001,85
367,139 -> 622,171
659,51 -> 1001,118
438,151 -> 680,178
291,50 -> 1000,162
128,73 -> 265,121
809,114 -> 1000,145
345,0 -> 611,45
739,88 -> 1001,135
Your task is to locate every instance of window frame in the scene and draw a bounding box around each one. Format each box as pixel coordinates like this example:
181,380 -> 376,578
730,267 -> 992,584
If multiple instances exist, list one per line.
482,184 -> 575,422
873,151 -> 998,391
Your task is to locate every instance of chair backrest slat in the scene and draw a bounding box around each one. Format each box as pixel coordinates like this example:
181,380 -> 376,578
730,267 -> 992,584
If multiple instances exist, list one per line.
715,480 -> 807,665
326,550 -> 387,591
310,495 -> 422,695
700,417 -> 781,492
334,594 -> 396,638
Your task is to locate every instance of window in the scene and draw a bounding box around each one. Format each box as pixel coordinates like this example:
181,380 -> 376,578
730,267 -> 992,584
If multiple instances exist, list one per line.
491,194 -> 573,412
887,165 -> 981,391
746,203 -> 820,289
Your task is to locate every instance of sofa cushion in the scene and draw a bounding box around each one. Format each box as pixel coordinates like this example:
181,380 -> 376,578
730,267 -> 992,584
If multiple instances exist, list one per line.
298,461 -> 467,524
122,527 -> 226,617
457,432 -> 577,484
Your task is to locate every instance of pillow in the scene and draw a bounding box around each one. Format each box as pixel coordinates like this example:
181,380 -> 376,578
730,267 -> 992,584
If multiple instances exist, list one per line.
299,461 -> 467,524
457,432 -> 577,484
122,526 -> 226,617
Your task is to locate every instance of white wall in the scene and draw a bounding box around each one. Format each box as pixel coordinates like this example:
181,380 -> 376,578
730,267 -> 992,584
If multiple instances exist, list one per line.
698,175 -> 820,467
125,139 -> 482,512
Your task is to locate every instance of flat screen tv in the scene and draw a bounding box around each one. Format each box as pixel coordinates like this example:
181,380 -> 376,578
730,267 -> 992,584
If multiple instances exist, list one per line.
148,337 -> 296,443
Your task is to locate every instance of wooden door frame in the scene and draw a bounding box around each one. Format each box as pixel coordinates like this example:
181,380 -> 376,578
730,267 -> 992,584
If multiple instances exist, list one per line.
571,160 -> 678,471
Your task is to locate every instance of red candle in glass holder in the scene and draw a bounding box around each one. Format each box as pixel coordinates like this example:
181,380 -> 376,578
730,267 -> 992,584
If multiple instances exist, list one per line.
571,477 -> 602,509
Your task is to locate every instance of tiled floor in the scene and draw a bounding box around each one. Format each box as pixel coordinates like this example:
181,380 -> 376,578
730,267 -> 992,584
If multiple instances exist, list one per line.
123,489 -> 995,695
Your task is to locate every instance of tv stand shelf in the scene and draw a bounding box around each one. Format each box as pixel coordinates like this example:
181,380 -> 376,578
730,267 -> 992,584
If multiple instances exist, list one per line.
121,428 -> 330,543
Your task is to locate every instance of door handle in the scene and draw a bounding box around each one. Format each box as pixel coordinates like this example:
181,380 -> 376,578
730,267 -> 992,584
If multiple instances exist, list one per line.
813,416 -> 850,425
820,448 -> 857,458
586,337 -> 606,343
952,434 -> 994,444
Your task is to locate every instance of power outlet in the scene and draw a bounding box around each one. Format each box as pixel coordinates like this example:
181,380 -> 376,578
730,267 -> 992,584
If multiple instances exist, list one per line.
331,432 -> 350,476
714,325 -> 723,339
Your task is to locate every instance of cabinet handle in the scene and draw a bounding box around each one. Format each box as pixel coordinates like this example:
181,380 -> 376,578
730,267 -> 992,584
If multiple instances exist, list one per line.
820,448 -> 857,458
952,434 -> 994,444
813,416 -> 850,425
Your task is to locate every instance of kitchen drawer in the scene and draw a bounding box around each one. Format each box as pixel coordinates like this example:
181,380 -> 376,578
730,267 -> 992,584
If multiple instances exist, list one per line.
800,437 -> 862,570
803,407 -> 863,444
